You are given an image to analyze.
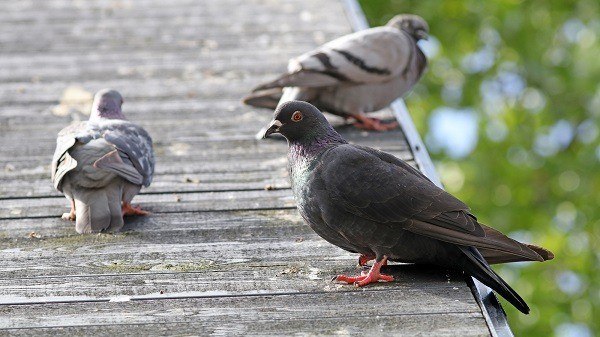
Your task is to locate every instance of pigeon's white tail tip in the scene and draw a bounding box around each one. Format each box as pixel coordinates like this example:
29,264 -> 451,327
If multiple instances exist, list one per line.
255,125 -> 269,140
277,87 -> 302,106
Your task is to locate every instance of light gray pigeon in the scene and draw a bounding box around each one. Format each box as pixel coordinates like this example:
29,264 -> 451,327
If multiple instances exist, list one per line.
261,101 -> 554,314
244,14 -> 428,131
51,89 -> 155,234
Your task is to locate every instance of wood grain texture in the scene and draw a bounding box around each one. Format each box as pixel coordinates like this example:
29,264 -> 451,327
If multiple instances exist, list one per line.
0,314 -> 489,337
0,0 -> 491,335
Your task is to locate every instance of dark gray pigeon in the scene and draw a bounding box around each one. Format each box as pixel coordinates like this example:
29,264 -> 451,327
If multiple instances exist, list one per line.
245,14 -> 428,131
261,101 -> 553,314
51,89 -> 154,234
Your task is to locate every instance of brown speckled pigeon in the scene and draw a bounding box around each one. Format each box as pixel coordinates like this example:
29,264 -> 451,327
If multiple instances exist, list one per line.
51,89 -> 154,234
261,101 -> 553,314
244,14 -> 428,131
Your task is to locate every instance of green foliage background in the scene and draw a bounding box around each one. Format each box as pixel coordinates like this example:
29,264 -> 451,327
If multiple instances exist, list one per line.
359,0 -> 599,336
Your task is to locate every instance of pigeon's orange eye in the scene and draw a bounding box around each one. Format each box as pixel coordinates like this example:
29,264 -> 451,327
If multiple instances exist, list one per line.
291,111 -> 303,122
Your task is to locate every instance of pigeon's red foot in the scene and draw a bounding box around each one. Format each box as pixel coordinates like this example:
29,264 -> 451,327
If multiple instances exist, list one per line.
351,114 -> 399,131
336,256 -> 394,287
62,199 -> 76,221
122,203 -> 150,217
61,211 -> 76,221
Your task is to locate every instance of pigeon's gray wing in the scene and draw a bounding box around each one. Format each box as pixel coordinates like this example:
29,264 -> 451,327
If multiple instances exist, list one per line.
51,121 -> 87,191
101,121 -> 155,187
317,144 -> 544,261
254,27 -> 420,92
93,149 -> 143,185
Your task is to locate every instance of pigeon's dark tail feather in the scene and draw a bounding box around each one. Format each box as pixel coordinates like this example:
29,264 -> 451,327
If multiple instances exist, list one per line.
459,246 -> 530,314
526,244 -> 554,261
242,88 -> 282,110
479,243 -> 555,264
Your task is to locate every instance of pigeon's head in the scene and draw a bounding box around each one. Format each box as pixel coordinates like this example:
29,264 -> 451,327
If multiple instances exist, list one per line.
90,89 -> 126,121
387,14 -> 429,41
260,101 -> 334,142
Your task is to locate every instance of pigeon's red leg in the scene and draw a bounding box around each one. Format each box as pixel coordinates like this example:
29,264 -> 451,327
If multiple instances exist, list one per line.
358,254 -> 389,267
358,254 -> 375,266
61,199 -> 76,221
351,114 -> 399,131
122,202 -> 150,216
336,256 -> 394,286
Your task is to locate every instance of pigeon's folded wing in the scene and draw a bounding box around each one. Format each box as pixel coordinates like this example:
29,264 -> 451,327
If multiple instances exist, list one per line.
253,27 -> 417,91
102,121 -> 155,187
51,122 -> 87,191
93,149 -> 143,185
319,144 -> 544,261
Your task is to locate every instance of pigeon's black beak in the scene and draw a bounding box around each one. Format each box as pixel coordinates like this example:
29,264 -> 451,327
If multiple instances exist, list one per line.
415,29 -> 428,40
257,119 -> 282,139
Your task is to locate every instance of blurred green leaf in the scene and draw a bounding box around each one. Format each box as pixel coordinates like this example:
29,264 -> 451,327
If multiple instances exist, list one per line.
359,0 -> 599,336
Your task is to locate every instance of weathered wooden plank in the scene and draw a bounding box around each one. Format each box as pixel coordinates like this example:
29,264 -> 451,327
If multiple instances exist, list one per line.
0,48 -> 302,70
0,61 -> 310,84
0,136 -> 407,162
0,0 -> 346,22
0,157 -> 413,189
0,97 -> 397,122
0,17 -> 347,36
0,9 -> 345,26
1,154 -> 415,198
0,206 -> 298,237
0,209 -> 412,280
0,79 -> 271,105
0,127 -> 411,182
0,209 -> 320,277
1,110 -> 398,140
0,313 -> 489,337
0,0 -> 345,23
0,170 -> 290,198
0,264 -> 465,301
0,288 -> 484,329
0,122 -> 405,147
0,189 -> 297,219
0,32 -> 340,52
0,157 -> 289,180
0,130 -> 408,160
0,0 -> 323,7
0,35 -> 336,56
0,56 -> 284,81
0,158 -> 419,198
0,72 -> 276,100
0,157 -> 416,186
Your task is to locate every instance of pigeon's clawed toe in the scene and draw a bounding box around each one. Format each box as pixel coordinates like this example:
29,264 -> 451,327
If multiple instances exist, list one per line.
61,199 -> 76,221
61,211 -> 76,221
336,257 -> 394,287
122,203 -> 150,217
352,115 -> 399,131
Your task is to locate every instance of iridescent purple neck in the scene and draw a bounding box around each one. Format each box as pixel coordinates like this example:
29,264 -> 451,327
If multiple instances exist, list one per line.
288,131 -> 347,161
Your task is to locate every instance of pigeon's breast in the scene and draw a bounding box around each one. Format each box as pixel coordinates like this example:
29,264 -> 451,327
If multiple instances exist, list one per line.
289,157 -> 312,202
289,155 -> 368,255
